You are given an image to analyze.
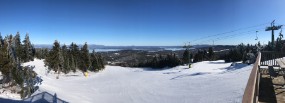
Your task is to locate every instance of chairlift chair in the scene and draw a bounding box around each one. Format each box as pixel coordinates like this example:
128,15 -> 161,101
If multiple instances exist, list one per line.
255,31 -> 258,40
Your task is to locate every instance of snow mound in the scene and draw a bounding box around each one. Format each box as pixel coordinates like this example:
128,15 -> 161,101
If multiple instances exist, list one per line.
18,59 -> 253,103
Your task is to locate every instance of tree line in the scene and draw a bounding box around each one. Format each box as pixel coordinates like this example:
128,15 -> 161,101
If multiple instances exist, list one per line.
43,40 -> 105,78
224,43 -> 257,63
134,47 -> 216,69
264,35 -> 285,52
134,53 -> 181,69
182,44 -> 257,64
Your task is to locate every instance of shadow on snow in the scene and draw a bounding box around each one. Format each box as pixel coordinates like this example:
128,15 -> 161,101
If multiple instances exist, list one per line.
23,91 -> 68,103
170,72 -> 210,80
0,92 -> 68,103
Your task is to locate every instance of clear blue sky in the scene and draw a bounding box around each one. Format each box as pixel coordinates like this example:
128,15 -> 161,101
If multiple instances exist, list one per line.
0,0 -> 284,46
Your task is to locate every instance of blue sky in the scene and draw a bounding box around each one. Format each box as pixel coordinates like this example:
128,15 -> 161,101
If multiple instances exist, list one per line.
0,0 -> 284,46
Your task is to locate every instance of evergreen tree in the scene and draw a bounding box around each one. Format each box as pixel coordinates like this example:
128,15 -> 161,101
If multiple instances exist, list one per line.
194,50 -> 204,62
79,43 -> 91,72
70,55 -> 76,73
276,37 -> 282,51
152,56 -> 159,68
62,44 -> 70,74
90,50 -> 99,71
22,33 -> 34,62
208,47 -> 214,60
70,42 -> 80,71
14,32 -> 23,62
35,48 -> 49,59
31,44 -> 36,59
135,53 -> 180,69
182,49 -> 190,64
203,50 -> 207,60
98,54 -> 105,69
167,53 -> 180,67
20,66 -> 37,98
0,34 -> 38,98
58,47 -> 64,78
0,33 -> 4,47
224,48 -> 243,62
35,48 -> 44,59
45,40 -> 64,78
43,41 -> 106,74
0,40 -> 13,84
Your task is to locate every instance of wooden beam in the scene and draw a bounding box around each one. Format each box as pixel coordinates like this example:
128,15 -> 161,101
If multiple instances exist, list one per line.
242,52 -> 261,103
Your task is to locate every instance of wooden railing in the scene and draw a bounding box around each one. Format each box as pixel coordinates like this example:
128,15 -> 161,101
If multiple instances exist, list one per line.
242,52 -> 261,103
260,51 -> 285,66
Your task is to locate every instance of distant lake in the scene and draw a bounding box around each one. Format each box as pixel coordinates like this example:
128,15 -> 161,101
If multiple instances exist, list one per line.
91,47 -> 186,52
94,49 -> 123,52
34,44 -> 190,52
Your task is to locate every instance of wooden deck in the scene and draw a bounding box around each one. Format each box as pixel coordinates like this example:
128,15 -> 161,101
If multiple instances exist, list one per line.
242,52 -> 285,103
259,68 -> 285,103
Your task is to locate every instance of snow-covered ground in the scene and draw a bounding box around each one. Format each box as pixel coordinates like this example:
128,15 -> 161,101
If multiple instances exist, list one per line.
16,59 -> 252,103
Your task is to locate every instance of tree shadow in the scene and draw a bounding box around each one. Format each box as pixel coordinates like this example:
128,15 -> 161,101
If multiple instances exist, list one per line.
208,61 -> 226,64
23,91 -> 68,103
170,72 -> 210,80
223,63 -> 248,71
163,71 -> 181,74
141,67 -> 172,71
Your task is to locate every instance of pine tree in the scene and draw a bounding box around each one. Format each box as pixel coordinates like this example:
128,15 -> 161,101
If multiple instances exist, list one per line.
22,33 -> 33,62
43,41 -> 105,74
194,50 -> 203,62
98,54 -> 105,69
58,47 -> 64,78
0,34 -> 38,98
70,42 -> 80,70
0,40 -> 13,84
14,32 -> 23,62
79,42 -> 91,72
182,49 -> 190,64
35,48 -> 47,59
276,37 -> 282,51
208,47 -> 214,60
0,33 -> 4,47
31,44 -> 36,60
90,50 -> 99,71
190,53 -> 193,61
20,65 -> 38,98
70,55 -> 76,73
62,44 -> 70,74
151,56 -> 158,68
43,48 -> 48,59
45,40 -> 64,78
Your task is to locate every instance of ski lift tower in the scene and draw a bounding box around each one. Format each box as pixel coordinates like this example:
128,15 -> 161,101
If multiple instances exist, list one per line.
183,42 -> 192,50
265,20 -> 283,50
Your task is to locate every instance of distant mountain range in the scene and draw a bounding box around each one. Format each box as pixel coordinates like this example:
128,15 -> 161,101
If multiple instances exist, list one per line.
34,44 -> 212,49
34,44 -> 234,52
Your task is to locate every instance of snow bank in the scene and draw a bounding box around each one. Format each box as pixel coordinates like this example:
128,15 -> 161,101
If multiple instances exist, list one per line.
20,59 -> 252,103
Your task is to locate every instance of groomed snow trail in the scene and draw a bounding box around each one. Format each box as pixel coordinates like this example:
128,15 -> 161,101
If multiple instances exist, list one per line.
23,59 -> 252,103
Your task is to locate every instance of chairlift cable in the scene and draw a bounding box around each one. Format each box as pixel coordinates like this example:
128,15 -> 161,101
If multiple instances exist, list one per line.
190,22 -> 270,43
196,28 -> 264,44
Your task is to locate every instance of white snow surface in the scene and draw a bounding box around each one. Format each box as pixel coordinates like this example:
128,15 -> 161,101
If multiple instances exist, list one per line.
20,59 -> 252,103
